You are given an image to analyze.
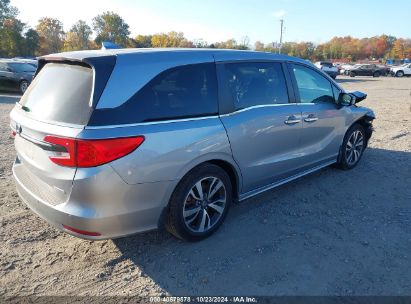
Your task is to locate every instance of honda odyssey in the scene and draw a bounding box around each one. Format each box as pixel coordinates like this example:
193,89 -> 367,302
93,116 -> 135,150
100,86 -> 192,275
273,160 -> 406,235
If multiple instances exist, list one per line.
10,49 -> 375,241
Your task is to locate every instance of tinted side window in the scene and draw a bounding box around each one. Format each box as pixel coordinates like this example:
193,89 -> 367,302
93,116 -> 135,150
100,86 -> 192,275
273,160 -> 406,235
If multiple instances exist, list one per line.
291,64 -> 335,104
89,63 -> 218,125
224,62 -> 289,109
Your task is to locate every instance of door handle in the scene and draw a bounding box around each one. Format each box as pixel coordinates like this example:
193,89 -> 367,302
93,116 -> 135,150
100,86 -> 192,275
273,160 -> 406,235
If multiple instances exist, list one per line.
284,116 -> 301,125
304,114 -> 318,123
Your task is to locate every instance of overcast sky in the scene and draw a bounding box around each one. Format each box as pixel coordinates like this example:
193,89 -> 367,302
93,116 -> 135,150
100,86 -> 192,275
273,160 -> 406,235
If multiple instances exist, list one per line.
11,0 -> 411,44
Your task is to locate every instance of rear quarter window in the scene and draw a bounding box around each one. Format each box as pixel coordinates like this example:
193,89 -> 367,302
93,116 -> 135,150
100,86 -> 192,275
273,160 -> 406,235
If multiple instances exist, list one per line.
19,63 -> 93,125
88,63 -> 218,125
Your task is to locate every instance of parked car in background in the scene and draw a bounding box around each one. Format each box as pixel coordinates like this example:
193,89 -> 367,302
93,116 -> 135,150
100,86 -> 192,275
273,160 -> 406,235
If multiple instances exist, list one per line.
390,63 -> 411,77
314,61 -> 339,79
349,64 -> 386,77
0,60 -> 36,93
10,49 -> 375,241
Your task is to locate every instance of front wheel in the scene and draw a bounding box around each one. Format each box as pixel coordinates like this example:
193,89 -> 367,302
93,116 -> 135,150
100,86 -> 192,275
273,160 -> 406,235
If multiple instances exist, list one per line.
335,124 -> 366,170
396,71 -> 404,77
166,163 -> 232,241
349,72 -> 356,77
373,71 -> 381,78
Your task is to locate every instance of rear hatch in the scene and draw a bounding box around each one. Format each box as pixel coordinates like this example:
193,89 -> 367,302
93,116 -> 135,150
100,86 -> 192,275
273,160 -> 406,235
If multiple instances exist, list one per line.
10,56 -> 115,206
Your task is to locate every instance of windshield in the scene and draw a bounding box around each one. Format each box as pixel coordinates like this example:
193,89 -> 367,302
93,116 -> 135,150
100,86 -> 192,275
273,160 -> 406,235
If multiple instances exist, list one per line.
19,63 -> 94,125
8,62 -> 36,73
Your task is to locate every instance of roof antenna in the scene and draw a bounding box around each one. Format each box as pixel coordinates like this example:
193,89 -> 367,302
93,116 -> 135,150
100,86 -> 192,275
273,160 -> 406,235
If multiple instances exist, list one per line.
101,41 -> 121,50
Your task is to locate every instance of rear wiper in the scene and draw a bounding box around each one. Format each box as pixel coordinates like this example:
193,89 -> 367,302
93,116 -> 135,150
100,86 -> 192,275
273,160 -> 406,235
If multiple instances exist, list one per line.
16,102 -> 30,112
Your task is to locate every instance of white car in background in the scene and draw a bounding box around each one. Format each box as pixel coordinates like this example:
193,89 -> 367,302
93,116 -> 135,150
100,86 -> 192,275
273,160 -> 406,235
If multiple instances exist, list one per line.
390,63 -> 411,77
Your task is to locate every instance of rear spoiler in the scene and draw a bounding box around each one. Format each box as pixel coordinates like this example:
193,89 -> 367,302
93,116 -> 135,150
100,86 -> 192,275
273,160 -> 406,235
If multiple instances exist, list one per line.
36,55 -> 116,108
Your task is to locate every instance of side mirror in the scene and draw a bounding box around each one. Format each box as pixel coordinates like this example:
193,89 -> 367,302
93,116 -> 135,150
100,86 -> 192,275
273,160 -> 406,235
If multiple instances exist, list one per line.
338,93 -> 354,106
351,91 -> 367,103
338,91 -> 367,106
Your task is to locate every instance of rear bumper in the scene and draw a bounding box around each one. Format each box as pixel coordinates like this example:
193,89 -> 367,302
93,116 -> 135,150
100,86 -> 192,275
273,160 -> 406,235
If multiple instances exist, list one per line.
13,161 -> 177,240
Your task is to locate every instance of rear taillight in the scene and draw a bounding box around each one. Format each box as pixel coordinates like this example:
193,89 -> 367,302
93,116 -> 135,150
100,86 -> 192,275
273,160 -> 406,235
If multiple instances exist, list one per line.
44,135 -> 145,168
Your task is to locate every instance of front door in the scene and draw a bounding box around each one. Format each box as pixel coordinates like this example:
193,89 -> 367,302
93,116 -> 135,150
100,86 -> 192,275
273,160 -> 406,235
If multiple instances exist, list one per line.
288,63 -> 347,169
218,61 -> 302,193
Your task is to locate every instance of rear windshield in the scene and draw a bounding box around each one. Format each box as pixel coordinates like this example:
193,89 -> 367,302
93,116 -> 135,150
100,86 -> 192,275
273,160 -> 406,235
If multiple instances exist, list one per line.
19,63 -> 93,125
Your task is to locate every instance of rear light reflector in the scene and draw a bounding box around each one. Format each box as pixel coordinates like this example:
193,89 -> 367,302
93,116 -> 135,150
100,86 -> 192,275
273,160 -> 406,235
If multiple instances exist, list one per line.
44,136 -> 77,167
62,225 -> 101,236
44,135 -> 145,168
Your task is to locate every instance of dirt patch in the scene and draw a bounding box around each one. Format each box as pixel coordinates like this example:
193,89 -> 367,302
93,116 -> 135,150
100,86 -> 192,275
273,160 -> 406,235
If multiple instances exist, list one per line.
0,76 -> 410,296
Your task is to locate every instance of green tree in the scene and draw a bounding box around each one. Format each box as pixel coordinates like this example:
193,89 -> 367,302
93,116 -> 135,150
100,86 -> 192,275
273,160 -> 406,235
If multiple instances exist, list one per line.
213,39 -> 237,49
151,31 -> 191,48
0,0 -> 18,22
64,20 -> 92,51
23,28 -> 39,56
36,17 -> 65,54
92,11 -> 130,46
0,17 -> 25,57
135,34 -> 152,48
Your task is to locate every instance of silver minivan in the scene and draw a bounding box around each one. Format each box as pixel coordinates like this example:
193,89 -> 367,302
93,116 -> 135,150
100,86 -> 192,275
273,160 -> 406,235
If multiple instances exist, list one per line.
10,49 -> 375,241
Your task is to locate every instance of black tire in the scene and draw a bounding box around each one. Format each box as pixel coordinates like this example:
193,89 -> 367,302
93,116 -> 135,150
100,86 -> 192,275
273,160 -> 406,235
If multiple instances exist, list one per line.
349,71 -> 356,77
335,124 -> 366,170
396,70 -> 404,77
166,163 -> 232,241
373,71 -> 381,78
19,80 -> 29,94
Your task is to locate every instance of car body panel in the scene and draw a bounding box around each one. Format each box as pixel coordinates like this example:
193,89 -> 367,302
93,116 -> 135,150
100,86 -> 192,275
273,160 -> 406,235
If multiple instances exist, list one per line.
82,116 -> 234,185
220,105 -> 303,193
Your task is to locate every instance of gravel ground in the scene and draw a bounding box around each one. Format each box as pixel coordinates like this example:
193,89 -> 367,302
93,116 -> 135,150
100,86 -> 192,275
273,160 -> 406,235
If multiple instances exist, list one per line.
0,76 -> 410,297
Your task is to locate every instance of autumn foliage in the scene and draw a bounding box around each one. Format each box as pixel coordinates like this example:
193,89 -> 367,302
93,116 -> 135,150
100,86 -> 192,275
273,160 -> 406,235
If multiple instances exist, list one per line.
1,0 -> 410,61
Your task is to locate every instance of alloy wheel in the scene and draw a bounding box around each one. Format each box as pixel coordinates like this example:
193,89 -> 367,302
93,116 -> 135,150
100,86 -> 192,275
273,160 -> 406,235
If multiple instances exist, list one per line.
183,176 -> 227,233
345,130 -> 364,166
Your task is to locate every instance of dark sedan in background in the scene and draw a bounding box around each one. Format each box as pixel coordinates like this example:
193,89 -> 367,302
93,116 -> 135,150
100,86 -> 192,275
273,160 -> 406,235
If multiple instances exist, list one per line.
349,64 -> 388,78
0,60 -> 37,94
